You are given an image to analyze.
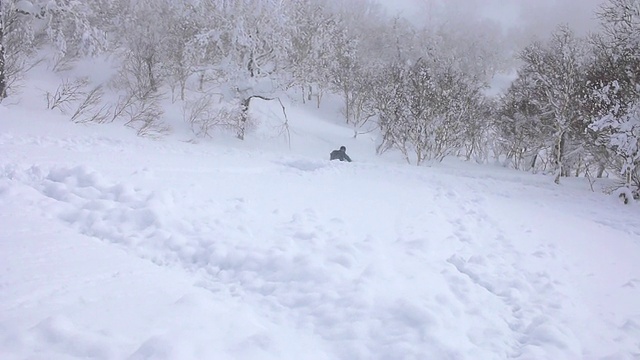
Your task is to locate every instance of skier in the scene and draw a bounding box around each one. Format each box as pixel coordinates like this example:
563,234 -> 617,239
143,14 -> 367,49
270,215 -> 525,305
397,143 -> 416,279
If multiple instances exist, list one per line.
330,146 -> 352,162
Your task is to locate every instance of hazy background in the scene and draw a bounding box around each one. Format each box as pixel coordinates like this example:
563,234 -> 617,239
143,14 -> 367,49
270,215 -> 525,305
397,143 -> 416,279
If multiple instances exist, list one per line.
376,0 -> 608,94
381,0 -> 605,43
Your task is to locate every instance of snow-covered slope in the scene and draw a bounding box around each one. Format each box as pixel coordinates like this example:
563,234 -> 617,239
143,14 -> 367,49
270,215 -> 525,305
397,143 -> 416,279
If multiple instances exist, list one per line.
1,96 -> 640,359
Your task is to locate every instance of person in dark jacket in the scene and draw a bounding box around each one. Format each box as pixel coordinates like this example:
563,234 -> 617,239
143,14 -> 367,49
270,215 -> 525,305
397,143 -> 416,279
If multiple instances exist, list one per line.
330,146 -> 352,162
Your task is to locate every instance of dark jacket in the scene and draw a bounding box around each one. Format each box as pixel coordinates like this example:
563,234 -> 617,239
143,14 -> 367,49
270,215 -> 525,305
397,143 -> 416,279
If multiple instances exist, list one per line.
330,148 -> 352,162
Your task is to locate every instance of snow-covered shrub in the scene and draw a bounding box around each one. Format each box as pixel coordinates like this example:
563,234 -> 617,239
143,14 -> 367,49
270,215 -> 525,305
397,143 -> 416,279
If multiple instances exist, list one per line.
591,102 -> 640,200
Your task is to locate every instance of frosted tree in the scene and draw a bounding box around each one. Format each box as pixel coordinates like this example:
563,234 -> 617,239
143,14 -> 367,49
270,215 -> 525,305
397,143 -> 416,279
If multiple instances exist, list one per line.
323,0 -> 395,128
459,94 -> 494,163
371,61 -> 412,159
517,26 -> 589,183
346,17 -> 419,139
230,0 -> 293,140
0,0 -> 106,100
372,56 -> 484,165
97,0 -> 174,137
121,0 -> 168,93
159,1 -> 201,102
0,0 -> 38,100
588,0 -> 640,200
496,73 -> 551,171
285,0 -> 337,106
328,31 -> 381,138
0,0 -> 10,100
323,16 -> 361,125
41,0 -> 107,69
591,100 -> 640,200
422,60 -> 486,163
402,5 -> 508,164
183,0 -> 293,139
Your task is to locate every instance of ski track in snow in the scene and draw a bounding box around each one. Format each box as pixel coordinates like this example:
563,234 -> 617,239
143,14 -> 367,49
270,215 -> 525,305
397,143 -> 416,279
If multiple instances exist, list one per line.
439,189 -> 577,359
2,129 -> 640,359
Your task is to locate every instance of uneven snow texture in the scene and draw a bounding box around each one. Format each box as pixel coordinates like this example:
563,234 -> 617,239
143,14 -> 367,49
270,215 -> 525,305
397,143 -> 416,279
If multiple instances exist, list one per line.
1,104 -> 640,360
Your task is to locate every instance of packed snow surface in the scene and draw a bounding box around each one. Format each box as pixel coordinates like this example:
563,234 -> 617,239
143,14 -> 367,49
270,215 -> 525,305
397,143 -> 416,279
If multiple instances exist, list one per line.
1,100 -> 640,360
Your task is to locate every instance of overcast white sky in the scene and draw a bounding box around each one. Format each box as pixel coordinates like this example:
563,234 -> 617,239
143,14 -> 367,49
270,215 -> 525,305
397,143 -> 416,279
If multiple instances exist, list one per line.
380,0 -> 605,38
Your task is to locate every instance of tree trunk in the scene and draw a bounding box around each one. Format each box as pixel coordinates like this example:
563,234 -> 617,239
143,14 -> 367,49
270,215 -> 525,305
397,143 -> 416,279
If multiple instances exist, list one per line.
597,162 -> 606,178
316,88 -> 322,109
0,19 -> 6,101
554,131 -> 566,184
343,87 -> 350,124
237,95 -> 276,140
145,56 -> 156,92
199,71 -> 205,91
238,97 -> 251,140
624,161 -> 632,189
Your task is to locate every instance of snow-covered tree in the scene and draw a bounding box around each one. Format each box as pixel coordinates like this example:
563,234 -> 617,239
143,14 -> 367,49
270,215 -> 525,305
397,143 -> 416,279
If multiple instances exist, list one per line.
372,55 -> 485,165
323,16 -> 362,125
42,0 -> 107,68
322,0 -> 397,127
0,0 -> 107,100
371,61 -> 412,158
96,0 -> 173,137
285,0 -> 337,105
591,101 -> 640,199
158,2 -> 201,102
459,94 -> 494,163
1,1 -> 10,99
588,0 -> 640,199
496,73 -> 551,171
517,26 -> 590,183
0,0 -> 38,100
181,0 -> 294,139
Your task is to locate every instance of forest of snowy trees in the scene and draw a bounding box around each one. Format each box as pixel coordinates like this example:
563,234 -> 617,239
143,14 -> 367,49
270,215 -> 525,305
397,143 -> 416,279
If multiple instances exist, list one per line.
0,0 -> 638,198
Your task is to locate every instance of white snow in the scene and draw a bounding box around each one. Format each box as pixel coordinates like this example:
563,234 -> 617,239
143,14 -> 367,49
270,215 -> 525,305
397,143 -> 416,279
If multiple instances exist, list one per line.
1,76 -> 640,359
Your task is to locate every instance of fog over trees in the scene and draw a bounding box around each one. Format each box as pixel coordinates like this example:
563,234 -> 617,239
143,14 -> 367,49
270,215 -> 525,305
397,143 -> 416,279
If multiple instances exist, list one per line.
0,0 -> 638,199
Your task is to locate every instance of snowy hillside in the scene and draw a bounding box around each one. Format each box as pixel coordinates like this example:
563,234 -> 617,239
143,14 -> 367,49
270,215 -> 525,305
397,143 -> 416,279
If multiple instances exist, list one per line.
1,94 -> 640,360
